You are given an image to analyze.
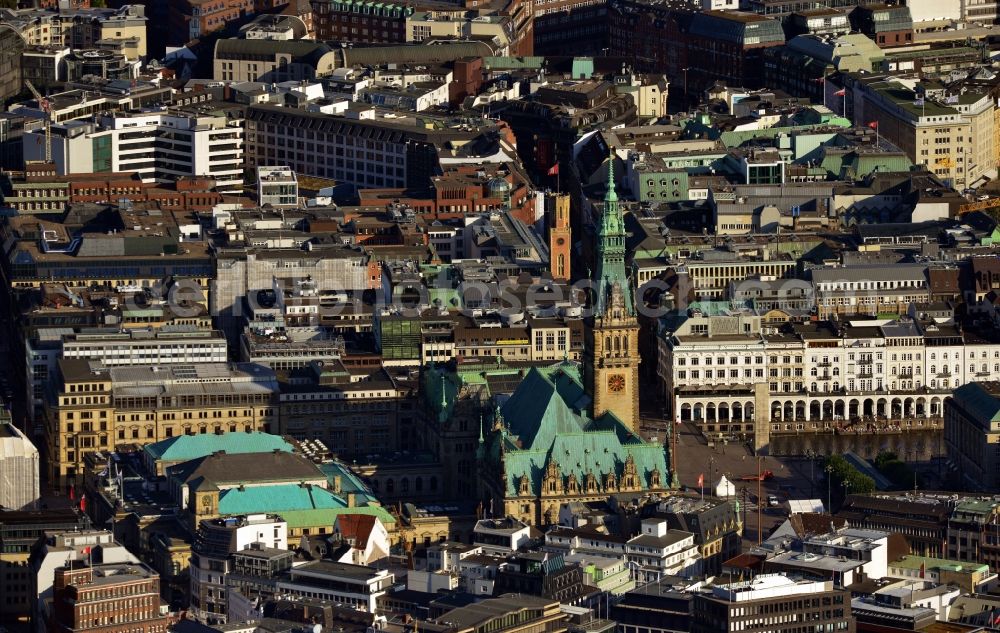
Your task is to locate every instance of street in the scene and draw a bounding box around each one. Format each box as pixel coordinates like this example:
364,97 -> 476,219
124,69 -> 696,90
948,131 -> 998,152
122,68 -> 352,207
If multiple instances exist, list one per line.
642,414 -> 825,547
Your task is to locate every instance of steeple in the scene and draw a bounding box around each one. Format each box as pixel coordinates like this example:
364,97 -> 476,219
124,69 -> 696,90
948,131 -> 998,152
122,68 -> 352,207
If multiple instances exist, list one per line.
594,147 -> 633,318
437,372 -> 449,423
605,149 -> 618,204
476,413 -> 486,461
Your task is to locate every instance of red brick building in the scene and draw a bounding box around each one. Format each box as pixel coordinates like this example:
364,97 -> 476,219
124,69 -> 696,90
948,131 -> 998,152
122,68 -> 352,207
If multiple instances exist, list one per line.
311,0 -> 412,43
49,562 -> 169,633
609,3 -> 785,92
3,164 -> 233,214
358,165 -> 536,224
170,0 -> 255,42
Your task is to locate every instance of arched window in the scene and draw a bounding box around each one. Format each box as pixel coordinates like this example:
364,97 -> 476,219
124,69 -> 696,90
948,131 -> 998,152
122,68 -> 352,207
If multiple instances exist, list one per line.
386,479 -> 394,493
401,478 -> 410,493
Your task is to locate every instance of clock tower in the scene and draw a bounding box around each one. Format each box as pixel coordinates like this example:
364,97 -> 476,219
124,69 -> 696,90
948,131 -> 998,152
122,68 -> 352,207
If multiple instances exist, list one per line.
548,193 -> 571,281
586,150 -> 640,431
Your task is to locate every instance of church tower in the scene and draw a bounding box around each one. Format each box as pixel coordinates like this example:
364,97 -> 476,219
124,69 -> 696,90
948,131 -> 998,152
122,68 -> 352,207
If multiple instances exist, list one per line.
548,193 -> 571,281
586,150 -> 640,431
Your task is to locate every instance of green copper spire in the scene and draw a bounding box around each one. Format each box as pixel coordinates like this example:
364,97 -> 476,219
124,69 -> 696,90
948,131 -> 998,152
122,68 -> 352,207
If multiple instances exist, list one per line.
605,151 -> 618,203
436,372 -> 449,423
594,147 -> 633,317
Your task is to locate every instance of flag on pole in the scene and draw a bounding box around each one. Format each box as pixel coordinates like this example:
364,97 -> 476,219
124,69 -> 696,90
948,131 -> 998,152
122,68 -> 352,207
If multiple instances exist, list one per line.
697,473 -> 704,488
79,493 -> 87,513
547,163 -> 559,176
834,89 -> 846,97
913,98 -> 925,106
867,121 -> 879,130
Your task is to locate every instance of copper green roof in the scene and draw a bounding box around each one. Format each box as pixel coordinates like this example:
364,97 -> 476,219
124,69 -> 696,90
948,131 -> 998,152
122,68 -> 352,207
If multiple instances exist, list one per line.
892,554 -> 989,574
144,431 -> 293,463
218,483 -> 348,515
278,507 -> 396,529
488,367 -> 668,496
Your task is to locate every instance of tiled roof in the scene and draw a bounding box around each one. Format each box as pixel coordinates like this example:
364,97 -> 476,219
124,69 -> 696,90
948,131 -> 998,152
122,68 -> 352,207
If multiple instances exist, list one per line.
335,514 -> 379,549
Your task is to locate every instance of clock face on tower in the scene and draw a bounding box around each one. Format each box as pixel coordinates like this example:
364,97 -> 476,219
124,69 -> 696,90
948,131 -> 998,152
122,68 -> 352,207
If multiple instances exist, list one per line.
608,374 -> 626,393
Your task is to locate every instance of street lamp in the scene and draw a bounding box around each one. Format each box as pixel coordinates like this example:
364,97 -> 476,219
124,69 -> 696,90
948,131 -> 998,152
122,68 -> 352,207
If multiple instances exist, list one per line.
682,67 -> 690,108
806,449 -> 816,498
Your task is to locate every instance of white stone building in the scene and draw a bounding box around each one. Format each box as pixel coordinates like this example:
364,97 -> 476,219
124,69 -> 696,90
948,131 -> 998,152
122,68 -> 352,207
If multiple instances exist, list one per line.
658,302 -> 1000,448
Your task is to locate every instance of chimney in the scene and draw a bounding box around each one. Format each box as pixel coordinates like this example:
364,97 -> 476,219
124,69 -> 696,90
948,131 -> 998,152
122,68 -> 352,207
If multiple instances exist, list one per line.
346,493 -> 356,508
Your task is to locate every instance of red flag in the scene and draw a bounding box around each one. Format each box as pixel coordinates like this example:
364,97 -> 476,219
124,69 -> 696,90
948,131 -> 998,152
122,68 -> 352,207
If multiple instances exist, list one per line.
79,494 -> 87,513
547,163 -> 559,176
834,89 -> 846,97
69,485 -> 75,501
993,612 -> 1000,626
82,546 -> 91,555
868,121 -> 879,130
697,473 -> 704,488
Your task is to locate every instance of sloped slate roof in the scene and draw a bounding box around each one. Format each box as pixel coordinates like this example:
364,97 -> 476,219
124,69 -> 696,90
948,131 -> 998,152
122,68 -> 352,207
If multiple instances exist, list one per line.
952,383 -> 1000,425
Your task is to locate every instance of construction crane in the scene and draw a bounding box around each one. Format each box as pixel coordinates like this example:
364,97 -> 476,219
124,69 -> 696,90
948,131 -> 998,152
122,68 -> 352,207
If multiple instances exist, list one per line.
24,80 -> 52,164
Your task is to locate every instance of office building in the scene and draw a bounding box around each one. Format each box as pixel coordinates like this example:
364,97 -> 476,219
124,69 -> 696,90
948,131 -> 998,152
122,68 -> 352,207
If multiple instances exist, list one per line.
692,574 -> 855,633
0,420 -> 40,511
48,561 -> 169,633
256,166 -> 298,207
45,361 -> 280,490
0,509 -> 89,621
23,110 -> 245,193
189,514 -> 288,624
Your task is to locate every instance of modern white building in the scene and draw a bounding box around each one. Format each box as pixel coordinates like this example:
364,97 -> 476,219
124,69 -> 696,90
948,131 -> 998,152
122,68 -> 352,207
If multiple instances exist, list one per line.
189,514 -> 289,624
473,518 -> 532,555
625,519 -> 702,581
24,110 -> 245,192
276,561 -> 394,612
256,166 -> 298,207
0,420 -> 40,510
